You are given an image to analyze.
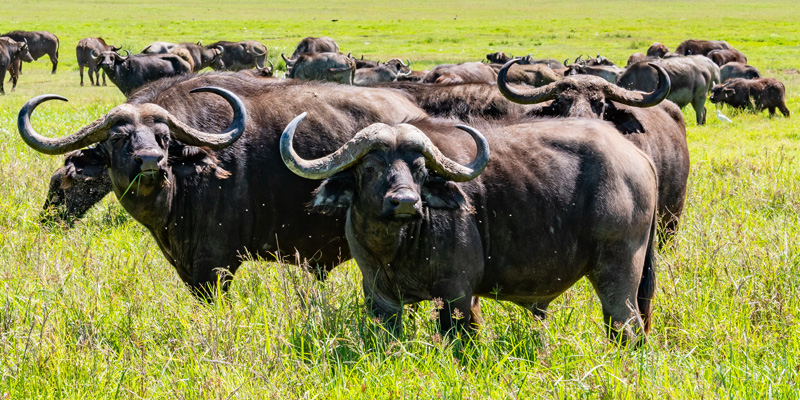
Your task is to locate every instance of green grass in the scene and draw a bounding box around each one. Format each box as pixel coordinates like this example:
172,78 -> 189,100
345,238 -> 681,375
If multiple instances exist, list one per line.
1,0 -> 800,398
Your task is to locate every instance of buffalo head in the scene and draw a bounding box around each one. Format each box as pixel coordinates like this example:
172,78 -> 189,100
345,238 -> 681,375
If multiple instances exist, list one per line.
384,58 -> 411,74
41,147 -> 112,224
279,113 -> 489,222
94,49 -> 130,69
709,81 -> 736,104
498,58 -> 670,132
18,87 -> 247,223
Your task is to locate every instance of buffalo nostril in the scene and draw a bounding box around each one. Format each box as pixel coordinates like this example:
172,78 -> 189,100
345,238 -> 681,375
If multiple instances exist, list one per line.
390,198 -> 401,206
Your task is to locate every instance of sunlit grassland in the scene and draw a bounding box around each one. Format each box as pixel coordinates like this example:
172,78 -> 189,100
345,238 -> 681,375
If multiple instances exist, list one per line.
1,0 -> 799,398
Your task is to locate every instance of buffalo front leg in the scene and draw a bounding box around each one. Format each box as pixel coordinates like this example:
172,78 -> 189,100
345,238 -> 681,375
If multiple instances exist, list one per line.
363,286 -> 404,335
431,286 -> 476,336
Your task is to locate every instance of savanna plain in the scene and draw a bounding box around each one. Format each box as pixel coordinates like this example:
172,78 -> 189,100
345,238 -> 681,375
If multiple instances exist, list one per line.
0,0 -> 799,398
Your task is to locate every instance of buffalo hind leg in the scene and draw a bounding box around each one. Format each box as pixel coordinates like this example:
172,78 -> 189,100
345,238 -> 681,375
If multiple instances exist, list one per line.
778,103 -> 791,117
692,97 -> 707,125
50,53 -> 58,74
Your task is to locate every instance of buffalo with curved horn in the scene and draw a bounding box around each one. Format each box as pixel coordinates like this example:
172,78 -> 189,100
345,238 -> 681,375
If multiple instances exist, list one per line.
281,112 -> 659,345
498,58 -> 689,245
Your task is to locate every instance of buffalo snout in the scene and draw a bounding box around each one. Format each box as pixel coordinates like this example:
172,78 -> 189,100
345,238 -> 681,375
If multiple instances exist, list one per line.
134,149 -> 165,174
383,188 -> 421,218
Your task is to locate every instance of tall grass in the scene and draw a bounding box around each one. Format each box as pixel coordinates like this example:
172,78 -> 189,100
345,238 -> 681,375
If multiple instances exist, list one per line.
1,1 -> 799,398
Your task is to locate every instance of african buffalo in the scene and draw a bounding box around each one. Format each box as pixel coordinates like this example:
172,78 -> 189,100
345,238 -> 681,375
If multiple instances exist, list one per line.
707,49 -> 747,66
141,41 -> 178,54
675,39 -> 732,56
291,36 -> 339,59
0,38 -> 33,94
355,55 -> 380,69
288,52 -> 356,85
720,62 -> 761,82
710,78 -> 790,117
489,58 -> 560,87
564,56 -> 625,83
627,53 -> 647,67
97,50 -> 192,96
396,70 -> 427,82
207,40 -> 268,71
176,42 -> 224,72
280,114 -> 658,345
499,59 -> 689,244
236,60 -> 275,78
20,74 -> 428,296
76,37 -> 120,86
647,43 -> 669,58
1,30 -> 59,73
617,55 -> 720,125
41,148 -> 113,224
423,62 -> 497,84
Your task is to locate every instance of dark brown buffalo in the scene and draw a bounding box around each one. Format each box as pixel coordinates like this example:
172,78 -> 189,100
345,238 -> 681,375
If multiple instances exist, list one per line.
355,55 -> 379,69
97,50 -> 192,96
486,51 -> 512,64
707,49 -> 747,66
422,62 -> 497,84
675,39 -> 732,56
176,42 -> 224,72
647,43 -> 670,58
288,52 -> 356,84
76,37 -> 120,86
19,74 -> 428,297
207,40 -> 267,71
0,38 -> 33,94
281,114 -> 658,345
290,36 -> 339,59
720,62 -> 761,82
396,70 -> 427,82
627,53 -> 647,67
1,30 -> 59,73
499,59 -> 689,244
236,60 -> 275,78
710,78 -> 790,117
617,55 -> 720,125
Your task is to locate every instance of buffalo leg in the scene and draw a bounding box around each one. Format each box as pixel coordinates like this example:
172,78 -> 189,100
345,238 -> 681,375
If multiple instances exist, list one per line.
523,300 -> 552,320
768,106 -> 776,117
588,246 -> 648,346
363,288 -> 403,334
80,64 -> 86,86
779,103 -> 791,118
101,69 -> 107,86
0,69 -> 5,95
692,97 -> 707,125
50,52 -> 58,74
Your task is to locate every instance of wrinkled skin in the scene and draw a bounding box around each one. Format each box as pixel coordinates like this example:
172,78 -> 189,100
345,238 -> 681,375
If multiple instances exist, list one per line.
41,148 -> 112,224
720,62 -> 761,82
0,38 -> 34,94
288,119 -> 659,345
1,30 -> 59,73
617,55 -> 720,125
27,74 -> 428,298
710,78 -> 791,117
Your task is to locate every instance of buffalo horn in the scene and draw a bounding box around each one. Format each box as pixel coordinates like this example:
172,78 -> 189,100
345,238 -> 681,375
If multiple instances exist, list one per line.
118,49 -> 130,61
563,58 -> 569,67
404,59 -> 410,67
280,113 -> 489,182
604,63 -> 671,107
266,59 -> 274,72
166,87 -> 248,149
497,59 -> 558,105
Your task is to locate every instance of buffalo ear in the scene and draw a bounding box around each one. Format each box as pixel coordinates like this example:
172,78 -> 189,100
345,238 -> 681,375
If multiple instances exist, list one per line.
604,102 -> 645,134
422,177 -> 470,211
310,172 -> 355,215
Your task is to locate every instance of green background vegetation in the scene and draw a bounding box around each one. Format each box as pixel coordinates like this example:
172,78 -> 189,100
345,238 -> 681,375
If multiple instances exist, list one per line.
1,0 -> 799,398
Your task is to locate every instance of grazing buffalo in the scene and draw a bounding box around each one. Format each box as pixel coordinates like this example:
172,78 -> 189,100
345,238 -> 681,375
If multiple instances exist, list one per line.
422,62 -> 497,84
141,41 -> 178,54
76,37 -> 120,86
20,74 -> 428,296
675,39 -> 732,56
41,148 -> 112,224
707,49 -> 747,66
288,52 -> 356,85
1,30 -> 59,73
489,58 -> 560,87
617,55 -> 720,125
647,43 -> 669,58
280,114 -> 658,345
177,42 -> 224,72
710,78 -> 790,117
0,38 -> 33,94
499,59 -> 689,244
236,60 -> 275,78
207,40 -> 268,71
720,62 -> 761,82
290,36 -> 339,59
97,50 -> 192,96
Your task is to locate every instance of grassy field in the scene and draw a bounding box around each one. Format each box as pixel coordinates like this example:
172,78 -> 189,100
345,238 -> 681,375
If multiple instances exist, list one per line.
1,0 -> 800,398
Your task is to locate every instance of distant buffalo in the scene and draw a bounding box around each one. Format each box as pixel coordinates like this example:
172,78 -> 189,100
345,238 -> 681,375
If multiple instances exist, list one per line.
647,42 -> 669,58
675,39 -> 732,56
423,62 -> 497,84
707,49 -> 747,66
1,30 -> 59,73
207,40 -> 268,71
76,37 -> 120,86
98,50 -> 192,96
0,37 -> 33,94
710,78 -> 790,117
720,62 -> 761,82
288,52 -> 356,85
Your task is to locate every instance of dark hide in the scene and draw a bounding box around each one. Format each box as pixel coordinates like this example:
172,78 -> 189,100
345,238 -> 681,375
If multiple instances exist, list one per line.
299,118 -> 658,345
354,65 -> 399,86
1,30 -> 59,73
41,147 -> 112,224
291,36 -> 340,59
0,38 -> 33,94
627,53 -> 647,67
288,52 -> 356,85
176,42 -> 224,72
488,62 -> 560,87
720,62 -> 761,82
617,55 -> 720,125
710,78 -> 790,117
99,52 -> 192,97
647,43 -> 669,58
76,37 -> 119,86
675,39 -> 732,56
30,74 -> 428,297
207,40 -> 268,71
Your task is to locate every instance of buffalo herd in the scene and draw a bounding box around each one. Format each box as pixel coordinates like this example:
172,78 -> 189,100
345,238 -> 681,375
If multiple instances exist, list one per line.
9,31 -> 796,346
